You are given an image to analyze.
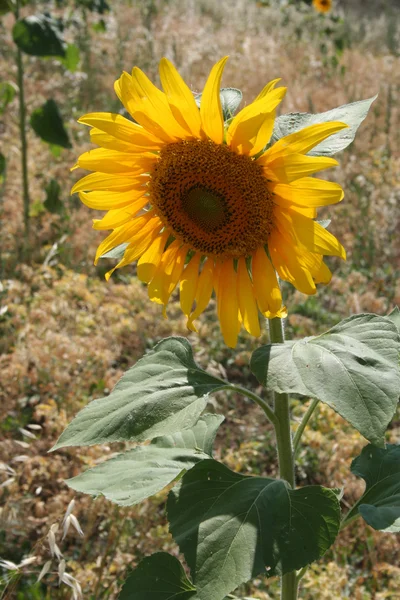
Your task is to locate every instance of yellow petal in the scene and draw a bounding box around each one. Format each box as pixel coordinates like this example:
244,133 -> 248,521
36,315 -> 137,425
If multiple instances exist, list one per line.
253,78 -> 282,102
264,121 -> 348,160
188,258 -> 215,331
275,208 -> 346,259
159,58 -> 203,139
109,221 -> 163,274
270,177 -> 344,208
262,154 -> 338,183
116,71 -> 173,143
79,188 -> 147,210
105,224 -> 162,281
237,257 -> 260,337
180,253 -> 201,317
268,230 -> 317,295
252,246 -> 282,315
71,172 -> 149,194
92,197 -> 149,230
227,87 -> 287,155
200,56 -> 229,144
162,245 -> 190,316
90,129 -> 149,153
137,230 -> 169,283
78,112 -> 162,149
77,148 -> 157,174
130,67 -> 190,140
148,240 -> 181,305
216,259 -> 239,348
94,211 -> 156,264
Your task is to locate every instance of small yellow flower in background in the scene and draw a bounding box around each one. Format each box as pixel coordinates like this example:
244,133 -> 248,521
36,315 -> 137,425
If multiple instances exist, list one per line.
73,57 -> 346,347
312,0 -> 332,14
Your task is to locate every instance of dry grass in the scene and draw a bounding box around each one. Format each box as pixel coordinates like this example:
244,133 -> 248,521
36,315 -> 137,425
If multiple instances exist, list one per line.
1,0 -> 400,598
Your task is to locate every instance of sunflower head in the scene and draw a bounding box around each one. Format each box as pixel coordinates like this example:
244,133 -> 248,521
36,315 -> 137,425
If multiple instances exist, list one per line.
73,57 -> 347,347
312,0 -> 332,14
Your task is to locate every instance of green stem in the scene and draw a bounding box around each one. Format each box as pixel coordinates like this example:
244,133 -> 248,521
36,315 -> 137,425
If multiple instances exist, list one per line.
225,384 -> 279,428
269,317 -> 297,600
15,1 -> 30,245
292,399 -> 319,458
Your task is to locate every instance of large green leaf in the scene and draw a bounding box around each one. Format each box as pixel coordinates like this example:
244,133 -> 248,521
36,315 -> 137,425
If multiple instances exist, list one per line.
119,553 -> 196,600
52,337 -> 227,450
66,414 -> 224,506
251,314 -> 400,446
12,14 -> 66,57
346,444 -> 400,532
388,307 -> 400,333
168,460 -> 340,600
30,99 -> 71,148
271,96 -> 377,156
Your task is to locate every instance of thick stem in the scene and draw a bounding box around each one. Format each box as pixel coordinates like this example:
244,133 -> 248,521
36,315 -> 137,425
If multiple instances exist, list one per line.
15,2 -> 30,245
269,317 -> 297,600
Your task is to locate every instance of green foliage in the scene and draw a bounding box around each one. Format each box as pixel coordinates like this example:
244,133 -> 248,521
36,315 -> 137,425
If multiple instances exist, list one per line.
76,0 -> 110,13
30,99 -> 71,148
347,445 -> 400,532
66,414 -> 224,506
44,179 -> 63,214
12,14 -> 66,57
0,81 -> 17,115
61,43 -> 80,72
388,306 -> 400,332
271,96 -> 377,156
51,337 -> 227,450
251,314 -> 400,446
168,460 -> 340,598
0,153 -> 5,181
119,553 -> 196,600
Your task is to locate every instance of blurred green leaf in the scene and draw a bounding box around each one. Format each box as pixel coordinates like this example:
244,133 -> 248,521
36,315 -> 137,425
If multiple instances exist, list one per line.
12,14 -> 66,57
0,153 -> 5,180
61,43 -> 80,72
348,444 -> 400,532
30,99 -> 71,148
251,314 -> 400,446
75,0 -> 110,14
119,553 -> 196,600
168,460 -> 340,598
0,81 -> 17,114
66,414 -> 223,506
51,337 -> 226,450
44,179 -> 63,214
0,0 -> 11,16
92,18 -> 106,33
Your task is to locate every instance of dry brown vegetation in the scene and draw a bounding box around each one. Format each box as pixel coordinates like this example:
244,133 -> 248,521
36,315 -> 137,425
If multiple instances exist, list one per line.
1,0 -> 400,598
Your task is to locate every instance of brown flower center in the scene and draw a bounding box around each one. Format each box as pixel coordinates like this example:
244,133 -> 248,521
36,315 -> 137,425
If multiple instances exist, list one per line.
149,139 -> 274,258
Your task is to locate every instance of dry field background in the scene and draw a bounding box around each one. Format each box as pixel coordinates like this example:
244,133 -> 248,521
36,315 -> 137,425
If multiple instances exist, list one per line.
1,0 -> 400,598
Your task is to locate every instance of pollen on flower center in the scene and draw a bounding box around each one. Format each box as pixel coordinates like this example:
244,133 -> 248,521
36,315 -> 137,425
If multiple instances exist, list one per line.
149,139 -> 275,258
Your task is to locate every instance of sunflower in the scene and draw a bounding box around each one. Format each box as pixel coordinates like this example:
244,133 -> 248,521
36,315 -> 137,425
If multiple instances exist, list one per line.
72,57 -> 346,347
312,0 -> 332,14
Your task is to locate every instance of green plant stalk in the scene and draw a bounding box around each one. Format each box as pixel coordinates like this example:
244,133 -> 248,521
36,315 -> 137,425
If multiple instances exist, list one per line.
15,8 -> 30,242
269,317 -> 297,600
292,398 -> 320,458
